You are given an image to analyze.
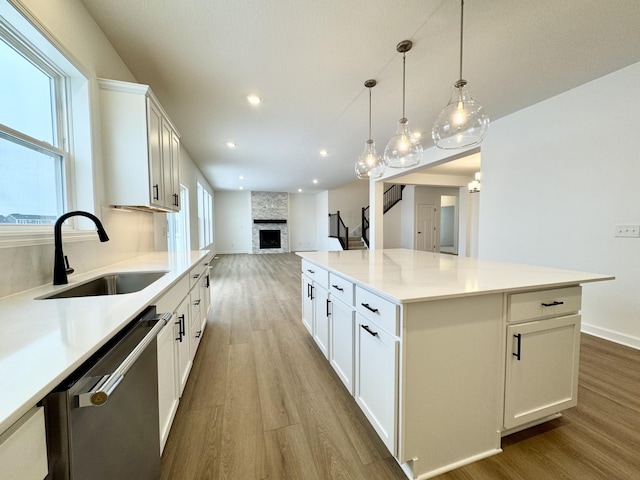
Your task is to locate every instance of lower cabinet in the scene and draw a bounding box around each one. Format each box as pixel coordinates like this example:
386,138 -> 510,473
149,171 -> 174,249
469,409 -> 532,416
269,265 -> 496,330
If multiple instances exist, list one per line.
175,296 -> 192,396
313,284 -> 330,358
354,313 -> 399,454
0,407 -> 48,480
301,276 -> 314,335
504,314 -> 581,429
329,297 -> 355,394
157,315 -> 179,453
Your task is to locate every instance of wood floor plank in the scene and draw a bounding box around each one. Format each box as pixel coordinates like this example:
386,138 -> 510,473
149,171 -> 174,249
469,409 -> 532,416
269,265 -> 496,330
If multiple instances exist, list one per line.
264,424 -> 321,480
161,254 -> 640,480
251,328 -> 301,431
220,342 -> 268,479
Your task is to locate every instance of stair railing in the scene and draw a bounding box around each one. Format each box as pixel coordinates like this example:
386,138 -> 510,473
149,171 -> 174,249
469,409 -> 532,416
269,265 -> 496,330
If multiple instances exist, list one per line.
329,211 -> 349,250
362,184 -> 405,248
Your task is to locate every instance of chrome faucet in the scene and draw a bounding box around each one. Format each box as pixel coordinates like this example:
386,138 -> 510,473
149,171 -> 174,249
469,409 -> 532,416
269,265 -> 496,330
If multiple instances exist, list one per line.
53,211 -> 110,285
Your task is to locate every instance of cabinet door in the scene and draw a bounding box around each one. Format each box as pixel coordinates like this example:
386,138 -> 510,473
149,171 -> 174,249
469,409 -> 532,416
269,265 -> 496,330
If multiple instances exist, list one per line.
190,288 -> 203,358
330,297 -> 355,394
313,285 -> 330,359
504,314 -> 581,429
301,276 -> 314,335
355,313 -> 398,454
147,98 -> 164,208
175,297 -> 192,396
157,316 -> 178,453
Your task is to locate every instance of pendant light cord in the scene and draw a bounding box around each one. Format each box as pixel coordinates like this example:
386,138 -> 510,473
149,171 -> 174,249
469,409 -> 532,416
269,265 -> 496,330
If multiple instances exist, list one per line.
458,0 -> 464,81
368,87 -> 372,141
402,52 -> 407,119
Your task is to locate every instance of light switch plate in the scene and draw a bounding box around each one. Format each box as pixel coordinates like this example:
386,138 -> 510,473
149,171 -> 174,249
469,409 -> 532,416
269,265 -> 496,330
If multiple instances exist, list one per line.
614,224 -> 640,238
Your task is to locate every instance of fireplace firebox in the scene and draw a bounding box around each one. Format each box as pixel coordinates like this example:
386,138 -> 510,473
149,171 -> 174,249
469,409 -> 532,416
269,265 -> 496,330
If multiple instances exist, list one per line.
259,230 -> 281,249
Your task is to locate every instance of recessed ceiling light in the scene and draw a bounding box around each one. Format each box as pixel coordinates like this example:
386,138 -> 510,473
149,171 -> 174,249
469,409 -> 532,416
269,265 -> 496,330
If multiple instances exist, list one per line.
298,188 -> 302,192
239,186 -> 244,190
239,175 -> 245,180
319,149 -> 328,157
313,179 -> 319,184
247,95 -> 261,105
227,141 -> 236,148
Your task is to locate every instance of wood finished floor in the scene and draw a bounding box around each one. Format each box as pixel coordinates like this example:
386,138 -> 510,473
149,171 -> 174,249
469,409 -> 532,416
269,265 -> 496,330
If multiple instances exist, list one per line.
160,253 -> 640,480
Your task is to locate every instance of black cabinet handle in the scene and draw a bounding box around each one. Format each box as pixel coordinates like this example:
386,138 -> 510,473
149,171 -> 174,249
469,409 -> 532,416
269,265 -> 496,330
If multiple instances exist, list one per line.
176,314 -> 185,342
361,303 -> 379,313
153,184 -> 159,200
513,333 -> 521,361
326,299 -> 331,317
173,192 -> 179,206
205,275 -> 210,288
195,330 -> 202,339
310,285 -> 315,300
193,299 -> 201,306
541,300 -> 564,307
361,324 -> 379,337
193,273 -> 200,279
332,284 -> 344,292
307,269 -> 315,274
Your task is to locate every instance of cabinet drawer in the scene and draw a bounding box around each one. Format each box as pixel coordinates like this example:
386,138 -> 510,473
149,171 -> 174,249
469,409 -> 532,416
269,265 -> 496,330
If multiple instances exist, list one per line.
0,407 -> 48,480
356,286 -> 399,335
507,286 -> 581,323
189,262 -> 207,290
302,259 -> 329,289
329,273 -> 354,306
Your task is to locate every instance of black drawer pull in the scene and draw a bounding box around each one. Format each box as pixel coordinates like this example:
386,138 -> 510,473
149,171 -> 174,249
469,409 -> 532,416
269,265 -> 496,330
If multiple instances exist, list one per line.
361,303 -> 379,313
332,284 -> 344,292
361,324 -> 379,337
326,299 -> 331,317
541,300 -> 564,307
513,333 -> 521,360
307,269 -> 315,274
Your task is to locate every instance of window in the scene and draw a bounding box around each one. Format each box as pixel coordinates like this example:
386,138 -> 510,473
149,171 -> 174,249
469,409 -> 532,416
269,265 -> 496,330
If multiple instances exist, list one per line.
197,182 -> 213,249
167,185 -> 190,252
0,0 -> 94,244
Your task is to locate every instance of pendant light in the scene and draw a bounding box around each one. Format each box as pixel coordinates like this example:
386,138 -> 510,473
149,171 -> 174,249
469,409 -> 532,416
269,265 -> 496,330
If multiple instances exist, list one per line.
355,80 -> 386,179
384,40 -> 423,168
432,0 -> 489,150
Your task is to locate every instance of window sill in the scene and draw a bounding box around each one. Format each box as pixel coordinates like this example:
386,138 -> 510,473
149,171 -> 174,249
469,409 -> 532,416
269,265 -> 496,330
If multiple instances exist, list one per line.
0,228 -> 102,248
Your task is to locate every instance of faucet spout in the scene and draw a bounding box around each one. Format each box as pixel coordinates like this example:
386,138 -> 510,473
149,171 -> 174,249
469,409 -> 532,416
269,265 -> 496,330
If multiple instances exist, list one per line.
53,211 -> 110,285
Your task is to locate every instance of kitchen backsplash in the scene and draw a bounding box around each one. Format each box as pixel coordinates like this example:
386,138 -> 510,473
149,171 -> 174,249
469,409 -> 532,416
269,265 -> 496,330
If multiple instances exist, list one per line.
0,207 -> 155,298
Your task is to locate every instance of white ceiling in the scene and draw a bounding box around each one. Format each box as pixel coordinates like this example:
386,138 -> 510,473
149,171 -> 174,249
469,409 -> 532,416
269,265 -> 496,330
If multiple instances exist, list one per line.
79,0 -> 640,193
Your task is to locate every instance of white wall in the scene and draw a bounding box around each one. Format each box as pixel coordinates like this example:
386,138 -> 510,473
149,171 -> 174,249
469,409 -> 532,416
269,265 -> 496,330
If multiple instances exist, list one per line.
328,180 -> 369,236
315,190 -> 329,251
383,201 -> 402,248
289,194 -> 317,251
213,191 -> 252,254
478,61 -> 640,348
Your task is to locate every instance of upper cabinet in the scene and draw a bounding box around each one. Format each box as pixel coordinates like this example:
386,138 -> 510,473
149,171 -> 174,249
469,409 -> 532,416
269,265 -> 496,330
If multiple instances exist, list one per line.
98,78 -> 181,212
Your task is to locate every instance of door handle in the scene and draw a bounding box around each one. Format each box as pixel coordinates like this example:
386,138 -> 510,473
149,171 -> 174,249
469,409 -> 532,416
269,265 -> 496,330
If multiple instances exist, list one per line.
361,303 -> 379,313
361,324 -> 379,337
513,333 -> 522,361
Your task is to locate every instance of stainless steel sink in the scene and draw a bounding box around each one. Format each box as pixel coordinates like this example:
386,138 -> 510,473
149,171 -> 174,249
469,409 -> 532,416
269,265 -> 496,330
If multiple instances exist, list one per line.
40,271 -> 167,299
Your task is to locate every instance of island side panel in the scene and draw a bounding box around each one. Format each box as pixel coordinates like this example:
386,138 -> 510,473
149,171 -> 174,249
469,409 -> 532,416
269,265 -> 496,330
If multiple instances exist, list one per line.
399,293 -> 504,478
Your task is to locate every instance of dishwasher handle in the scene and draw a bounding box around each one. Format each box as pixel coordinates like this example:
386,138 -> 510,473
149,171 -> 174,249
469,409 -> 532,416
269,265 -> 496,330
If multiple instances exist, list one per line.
78,312 -> 171,407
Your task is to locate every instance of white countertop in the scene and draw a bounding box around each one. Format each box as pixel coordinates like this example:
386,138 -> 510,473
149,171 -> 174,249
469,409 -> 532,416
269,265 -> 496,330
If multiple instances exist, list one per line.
0,250 -> 208,434
297,249 -> 614,303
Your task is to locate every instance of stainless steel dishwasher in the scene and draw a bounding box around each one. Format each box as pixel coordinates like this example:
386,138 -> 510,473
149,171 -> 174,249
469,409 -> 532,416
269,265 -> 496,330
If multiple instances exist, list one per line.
43,306 -> 170,480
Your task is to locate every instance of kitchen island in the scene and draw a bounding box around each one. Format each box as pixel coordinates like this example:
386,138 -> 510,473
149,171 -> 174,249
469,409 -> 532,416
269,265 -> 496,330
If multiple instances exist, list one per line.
297,249 -> 613,480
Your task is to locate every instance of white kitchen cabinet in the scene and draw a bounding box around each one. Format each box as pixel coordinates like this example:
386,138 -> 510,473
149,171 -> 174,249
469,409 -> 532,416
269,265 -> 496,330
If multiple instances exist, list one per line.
0,407 -> 48,480
504,314 -> 581,429
302,276 -> 314,335
329,295 -> 355,394
98,78 -> 180,212
156,315 -> 178,453
313,283 -> 330,358
175,296 -> 192,396
355,313 -> 399,454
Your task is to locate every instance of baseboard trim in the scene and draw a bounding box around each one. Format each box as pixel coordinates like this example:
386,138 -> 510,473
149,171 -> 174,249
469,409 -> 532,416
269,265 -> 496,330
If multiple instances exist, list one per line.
581,323 -> 640,350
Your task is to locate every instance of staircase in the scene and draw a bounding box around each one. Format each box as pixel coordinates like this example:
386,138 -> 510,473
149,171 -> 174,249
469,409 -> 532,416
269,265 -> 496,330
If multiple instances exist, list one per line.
347,236 -> 367,250
362,184 -> 405,247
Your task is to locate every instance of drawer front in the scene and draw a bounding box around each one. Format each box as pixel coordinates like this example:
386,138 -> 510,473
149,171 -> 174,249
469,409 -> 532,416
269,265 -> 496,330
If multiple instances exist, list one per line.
302,259 -> 329,289
0,407 -> 48,480
189,260 -> 208,290
508,286 -> 582,323
329,273 -> 355,306
356,286 -> 399,335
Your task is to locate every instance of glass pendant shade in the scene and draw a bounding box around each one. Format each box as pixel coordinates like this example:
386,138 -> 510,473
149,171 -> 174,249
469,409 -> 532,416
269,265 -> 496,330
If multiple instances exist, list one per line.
384,118 -> 422,168
432,80 -> 489,149
355,139 -> 385,179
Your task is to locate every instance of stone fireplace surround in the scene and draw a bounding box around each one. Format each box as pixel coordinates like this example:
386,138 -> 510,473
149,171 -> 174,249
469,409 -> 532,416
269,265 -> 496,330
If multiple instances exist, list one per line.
251,192 -> 289,254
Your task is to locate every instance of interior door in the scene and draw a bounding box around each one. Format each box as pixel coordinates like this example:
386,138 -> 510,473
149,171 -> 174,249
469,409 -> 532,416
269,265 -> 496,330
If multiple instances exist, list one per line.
416,204 -> 436,252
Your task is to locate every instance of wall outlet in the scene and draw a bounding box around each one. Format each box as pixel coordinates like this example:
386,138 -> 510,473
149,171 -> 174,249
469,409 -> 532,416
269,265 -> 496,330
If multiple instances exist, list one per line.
614,224 -> 640,238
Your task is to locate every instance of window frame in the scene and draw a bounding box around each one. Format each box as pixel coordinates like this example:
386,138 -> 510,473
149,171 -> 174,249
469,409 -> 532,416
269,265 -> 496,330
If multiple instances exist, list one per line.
0,0 -> 98,247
